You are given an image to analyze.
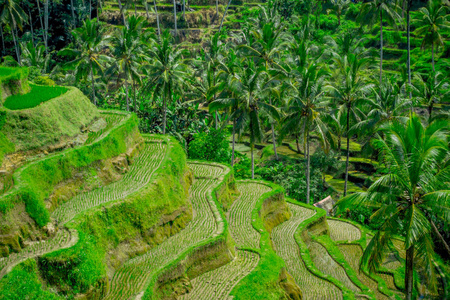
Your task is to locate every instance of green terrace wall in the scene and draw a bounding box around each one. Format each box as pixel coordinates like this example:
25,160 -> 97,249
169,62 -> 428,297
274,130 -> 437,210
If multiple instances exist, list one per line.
2,87 -> 99,151
0,111 -> 141,230
230,180 -> 299,300
143,161 -> 239,300
38,135 -> 193,298
0,67 -> 30,103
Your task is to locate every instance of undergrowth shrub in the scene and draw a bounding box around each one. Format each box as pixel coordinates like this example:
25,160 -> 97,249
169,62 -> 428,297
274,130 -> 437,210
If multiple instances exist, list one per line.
0,259 -> 61,300
34,76 -> 56,86
188,128 -> 231,163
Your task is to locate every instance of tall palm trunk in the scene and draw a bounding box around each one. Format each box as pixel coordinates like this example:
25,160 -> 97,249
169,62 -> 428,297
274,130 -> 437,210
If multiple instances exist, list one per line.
118,0 -> 126,26
251,142 -> 255,179
162,87 -> 168,134
89,0 -> 92,19
405,246 -> 414,300
431,43 -> 435,73
44,0 -> 49,55
70,0 -> 76,28
344,104 -> 350,197
269,96 -> 278,160
183,0 -> 186,21
379,10 -> 383,85
11,26 -> 21,64
173,0 -> 177,36
406,0 -> 412,100
134,0 -> 137,16
154,0 -> 161,36
90,61 -> 96,105
0,26 -> 5,56
36,0 -> 45,45
216,0 -> 219,18
305,127 -> 310,204
231,118 -> 236,167
144,0 -> 150,20
219,0 -> 232,32
133,79 -> 137,112
29,10 -> 35,46
125,81 -> 130,111
296,134 -> 301,153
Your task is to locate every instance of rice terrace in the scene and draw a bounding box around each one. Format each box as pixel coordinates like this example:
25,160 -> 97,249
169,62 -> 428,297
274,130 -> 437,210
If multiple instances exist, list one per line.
0,0 -> 449,299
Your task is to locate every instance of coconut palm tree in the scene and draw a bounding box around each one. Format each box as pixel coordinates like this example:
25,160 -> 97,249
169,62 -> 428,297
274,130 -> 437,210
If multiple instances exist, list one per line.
415,0 -> 450,73
0,0 -> 27,64
173,0 -> 177,36
215,60 -> 278,179
239,21 -> 287,160
109,16 -> 148,112
352,77 -> 412,135
20,41 -> 51,73
337,113 -> 450,300
412,71 -> 450,123
328,53 -> 373,197
357,0 -> 401,84
59,18 -> 109,105
332,0 -> 350,26
144,30 -> 189,134
280,63 -> 330,204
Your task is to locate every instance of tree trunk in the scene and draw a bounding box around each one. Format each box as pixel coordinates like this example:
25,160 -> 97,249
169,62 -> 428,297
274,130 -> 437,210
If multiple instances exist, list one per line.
118,0 -> 127,26
216,0 -> 219,18
90,61 -> 96,105
134,0 -> 137,16
90,0 -> 92,19
70,0 -> 76,28
269,96 -> 278,160
231,118 -> 236,167
251,142 -> 255,179
219,0 -> 232,32
125,80 -> 130,111
163,87 -> 168,134
36,0 -> 45,45
296,134 -> 301,153
431,221 -> 450,257
44,0 -> 49,55
173,0 -> 177,36
379,10 -> 383,85
144,0 -> 150,20
11,27 -> 21,65
183,0 -> 186,21
29,10 -> 35,46
344,105 -> 350,197
0,26 -> 5,56
405,246 -> 414,300
407,1 -> 412,100
133,79 -> 137,112
154,0 -> 161,36
431,43 -> 435,73
428,103 -> 433,124
306,128 -> 310,204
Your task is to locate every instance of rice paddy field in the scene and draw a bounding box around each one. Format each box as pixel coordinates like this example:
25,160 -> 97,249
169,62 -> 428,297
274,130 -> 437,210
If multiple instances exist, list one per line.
0,108 -> 409,300
3,84 -> 68,110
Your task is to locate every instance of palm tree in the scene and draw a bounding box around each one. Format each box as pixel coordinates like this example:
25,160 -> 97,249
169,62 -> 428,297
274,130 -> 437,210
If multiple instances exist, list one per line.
332,0 -> 350,26
214,48 -> 243,167
59,18 -> 109,105
415,0 -> 450,73
173,0 -> 177,36
239,21 -> 287,160
144,30 -> 189,134
281,63 -> 330,204
357,0 -> 401,84
0,0 -> 27,64
20,41 -> 51,73
337,113 -> 450,300
352,77 -> 412,135
216,60 -> 278,179
405,0 -> 412,99
412,71 -> 450,123
219,0 -> 232,32
328,53 -> 373,197
109,16 -> 148,112
153,0 -> 161,36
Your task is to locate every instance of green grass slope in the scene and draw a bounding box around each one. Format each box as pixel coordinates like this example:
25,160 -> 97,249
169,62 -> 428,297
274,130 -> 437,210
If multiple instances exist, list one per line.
3,84 -> 68,110
2,87 -> 99,151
